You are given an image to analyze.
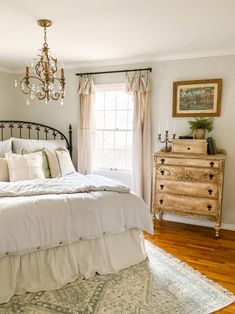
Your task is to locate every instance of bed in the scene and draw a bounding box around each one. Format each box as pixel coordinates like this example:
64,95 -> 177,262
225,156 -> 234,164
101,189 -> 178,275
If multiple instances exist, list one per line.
0,120 -> 153,304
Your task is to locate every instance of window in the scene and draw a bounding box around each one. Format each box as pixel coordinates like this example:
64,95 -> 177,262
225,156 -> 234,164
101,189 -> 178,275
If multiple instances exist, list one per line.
93,84 -> 133,173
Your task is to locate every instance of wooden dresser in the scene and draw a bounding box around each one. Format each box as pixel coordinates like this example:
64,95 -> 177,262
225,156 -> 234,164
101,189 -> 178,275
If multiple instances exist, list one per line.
152,151 -> 226,237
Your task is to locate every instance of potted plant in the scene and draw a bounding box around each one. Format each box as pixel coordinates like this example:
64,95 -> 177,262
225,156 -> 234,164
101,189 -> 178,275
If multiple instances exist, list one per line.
188,117 -> 214,139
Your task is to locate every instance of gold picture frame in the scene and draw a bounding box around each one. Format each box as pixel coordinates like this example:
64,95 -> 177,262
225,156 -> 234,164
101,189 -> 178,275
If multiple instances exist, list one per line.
172,79 -> 222,117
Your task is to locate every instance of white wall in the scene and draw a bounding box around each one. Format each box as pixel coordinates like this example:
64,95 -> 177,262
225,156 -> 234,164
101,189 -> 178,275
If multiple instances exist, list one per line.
0,71 -> 17,119
2,54 -> 235,226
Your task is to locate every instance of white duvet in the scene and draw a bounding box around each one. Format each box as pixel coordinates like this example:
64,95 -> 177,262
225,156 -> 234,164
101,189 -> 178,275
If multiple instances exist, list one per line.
0,173 -> 153,257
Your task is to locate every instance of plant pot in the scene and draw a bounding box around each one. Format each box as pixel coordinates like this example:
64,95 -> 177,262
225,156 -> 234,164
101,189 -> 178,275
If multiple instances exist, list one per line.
194,128 -> 206,139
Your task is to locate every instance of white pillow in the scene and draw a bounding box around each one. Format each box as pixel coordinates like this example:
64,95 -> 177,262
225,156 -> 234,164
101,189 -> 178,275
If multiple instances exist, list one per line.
0,139 -> 12,157
45,147 -> 75,178
56,149 -> 75,176
6,152 -> 45,182
44,148 -> 61,178
0,157 -> 9,181
12,138 -> 67,154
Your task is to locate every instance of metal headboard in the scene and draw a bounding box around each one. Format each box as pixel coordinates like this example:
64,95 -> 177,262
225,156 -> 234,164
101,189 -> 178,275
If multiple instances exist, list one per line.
0,120 -> 73,157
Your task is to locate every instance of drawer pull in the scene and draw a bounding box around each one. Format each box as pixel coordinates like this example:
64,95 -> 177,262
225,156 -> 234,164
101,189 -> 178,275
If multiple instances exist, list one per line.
160,170 -> 165,175
159,199 -> 164,205
208,189 -> 213,195
209,174 -> 214,180
207,205 -> 212,211
187,147 -> 191,150
210,161 -> 215,167
160,184 -> 164,190
161,158 -> 165,164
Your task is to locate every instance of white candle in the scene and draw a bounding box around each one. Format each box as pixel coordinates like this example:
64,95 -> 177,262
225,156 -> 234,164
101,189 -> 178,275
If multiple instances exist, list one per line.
158,122 -> 161,134
165,119 -> 168,131
173,121 -> 176,134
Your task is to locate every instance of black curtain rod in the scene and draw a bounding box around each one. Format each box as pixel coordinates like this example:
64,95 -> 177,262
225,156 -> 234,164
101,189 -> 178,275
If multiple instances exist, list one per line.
76,67 -> 152,76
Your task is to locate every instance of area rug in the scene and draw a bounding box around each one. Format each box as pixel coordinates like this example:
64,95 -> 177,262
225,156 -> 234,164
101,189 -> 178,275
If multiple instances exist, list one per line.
0,241 -> 234,314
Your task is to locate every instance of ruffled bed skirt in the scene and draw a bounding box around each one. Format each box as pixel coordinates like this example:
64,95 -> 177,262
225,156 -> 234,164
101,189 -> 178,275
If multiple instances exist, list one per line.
0,229 -> 147,304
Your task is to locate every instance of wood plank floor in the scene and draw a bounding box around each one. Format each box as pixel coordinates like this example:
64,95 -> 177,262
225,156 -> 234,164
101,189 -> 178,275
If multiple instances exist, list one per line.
144,220 -> 235,314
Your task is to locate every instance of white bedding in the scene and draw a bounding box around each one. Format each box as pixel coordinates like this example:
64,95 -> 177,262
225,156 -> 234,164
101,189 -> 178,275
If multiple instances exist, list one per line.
0,173 -> 153,257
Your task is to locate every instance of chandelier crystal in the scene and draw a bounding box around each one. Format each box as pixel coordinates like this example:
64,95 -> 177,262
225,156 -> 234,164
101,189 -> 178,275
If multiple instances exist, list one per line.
15,19 -> 65,105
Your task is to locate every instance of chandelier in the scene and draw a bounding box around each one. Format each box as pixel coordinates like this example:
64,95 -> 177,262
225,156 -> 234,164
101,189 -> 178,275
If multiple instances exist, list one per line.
15,19 -> 65,105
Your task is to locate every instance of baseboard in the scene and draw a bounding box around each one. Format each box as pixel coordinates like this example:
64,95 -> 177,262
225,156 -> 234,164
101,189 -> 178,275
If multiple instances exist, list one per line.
162,213 -> 235,231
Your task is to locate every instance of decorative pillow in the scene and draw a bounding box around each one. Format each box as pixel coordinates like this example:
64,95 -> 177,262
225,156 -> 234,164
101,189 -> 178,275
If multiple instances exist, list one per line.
12,138 -> 67,154
45,147 -> 75,178
55,149 -> 75,176
6,152 -> 45,182
44,148 -> 61,178
0,139 -> 12,157
0,157 -> 9,181
22,149 -> 51,178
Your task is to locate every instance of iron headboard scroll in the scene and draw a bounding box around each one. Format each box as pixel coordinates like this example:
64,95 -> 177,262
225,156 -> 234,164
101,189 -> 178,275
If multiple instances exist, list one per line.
0,121 -> 73,157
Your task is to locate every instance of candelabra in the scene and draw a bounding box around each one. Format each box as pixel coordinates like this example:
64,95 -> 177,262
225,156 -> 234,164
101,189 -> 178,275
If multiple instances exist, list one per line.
158,130 -> 176,151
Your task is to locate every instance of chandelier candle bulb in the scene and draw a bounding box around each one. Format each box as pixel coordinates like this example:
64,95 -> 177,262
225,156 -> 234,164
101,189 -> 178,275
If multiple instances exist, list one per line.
158,123 -> 161,135
26,66 -> 29,77
165,119 -> 168,131
173,121 -> 176,134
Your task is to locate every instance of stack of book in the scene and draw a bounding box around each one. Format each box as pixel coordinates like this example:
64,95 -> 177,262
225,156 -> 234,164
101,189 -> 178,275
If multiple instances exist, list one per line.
207,137 -> 217,155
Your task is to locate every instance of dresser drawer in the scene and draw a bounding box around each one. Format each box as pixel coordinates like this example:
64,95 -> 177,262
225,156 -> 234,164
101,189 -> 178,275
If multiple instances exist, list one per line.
155,193 -> 218,216
156,165 -> 220,183
156,157 -> 220,169
156,180 -> 218,199
172,139 -> 207,154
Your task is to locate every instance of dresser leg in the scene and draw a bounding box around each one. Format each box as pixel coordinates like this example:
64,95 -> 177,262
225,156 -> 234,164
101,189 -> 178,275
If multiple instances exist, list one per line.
214,224 -> 220,238
158,210 -> 163,220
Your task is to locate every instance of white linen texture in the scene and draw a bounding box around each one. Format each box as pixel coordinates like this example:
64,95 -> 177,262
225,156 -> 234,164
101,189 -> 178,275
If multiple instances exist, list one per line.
0,173 -> 153,257
44,147 -> 73,178
55,148 -> 75,176
0,157 -> 9,181
12,137 -> 67,154
6,151 -> 45,182
0,229 -> 146,304
0,139 -> 12,157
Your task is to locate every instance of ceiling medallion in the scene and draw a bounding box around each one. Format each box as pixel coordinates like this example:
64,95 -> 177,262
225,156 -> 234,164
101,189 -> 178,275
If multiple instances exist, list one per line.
15,19 -> 65,106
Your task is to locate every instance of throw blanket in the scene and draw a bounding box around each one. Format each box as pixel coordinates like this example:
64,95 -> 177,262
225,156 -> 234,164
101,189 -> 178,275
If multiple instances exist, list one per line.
0,173 -> 153,257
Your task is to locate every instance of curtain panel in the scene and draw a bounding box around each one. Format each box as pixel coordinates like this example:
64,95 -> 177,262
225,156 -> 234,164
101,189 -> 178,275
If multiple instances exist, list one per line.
126,72 -> 152,208
77,76 -> 95,174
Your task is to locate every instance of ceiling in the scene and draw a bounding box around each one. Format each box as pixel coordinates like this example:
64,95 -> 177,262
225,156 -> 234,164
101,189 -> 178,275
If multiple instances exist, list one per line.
1,0 -> 235,71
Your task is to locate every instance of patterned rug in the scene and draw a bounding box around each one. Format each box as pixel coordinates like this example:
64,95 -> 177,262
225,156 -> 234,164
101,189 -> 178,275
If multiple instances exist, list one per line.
0,241 -> 234,314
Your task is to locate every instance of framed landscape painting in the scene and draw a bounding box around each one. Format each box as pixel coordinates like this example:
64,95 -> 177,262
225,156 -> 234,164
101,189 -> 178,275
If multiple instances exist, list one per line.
172,79 -> 222,117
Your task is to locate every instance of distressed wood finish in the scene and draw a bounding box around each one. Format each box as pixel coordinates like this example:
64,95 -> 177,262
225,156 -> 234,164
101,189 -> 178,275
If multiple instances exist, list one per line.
144,220 -> 235,314
156,156 -> 221,168
156,180 -> 218,198
172,139 -> 208,154
152,151 -> 226,237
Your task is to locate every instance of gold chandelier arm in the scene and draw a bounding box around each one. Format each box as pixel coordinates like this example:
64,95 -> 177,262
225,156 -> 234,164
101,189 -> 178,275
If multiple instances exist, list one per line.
50,91 -> 61,101
20,75 -> 45,95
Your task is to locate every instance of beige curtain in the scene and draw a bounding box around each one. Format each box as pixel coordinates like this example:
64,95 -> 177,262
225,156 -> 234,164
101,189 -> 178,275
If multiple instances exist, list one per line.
126,72 -> 152,208
77,75 -> 95,174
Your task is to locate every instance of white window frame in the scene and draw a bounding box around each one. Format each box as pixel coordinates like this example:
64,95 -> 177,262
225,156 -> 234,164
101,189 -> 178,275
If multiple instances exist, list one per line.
93,83 -> 133,175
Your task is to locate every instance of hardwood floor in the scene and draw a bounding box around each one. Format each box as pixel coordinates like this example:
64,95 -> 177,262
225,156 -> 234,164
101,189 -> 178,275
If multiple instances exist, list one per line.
144,220 -> 235,314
